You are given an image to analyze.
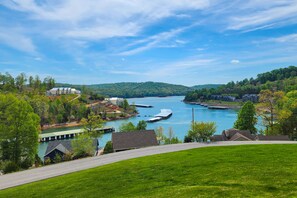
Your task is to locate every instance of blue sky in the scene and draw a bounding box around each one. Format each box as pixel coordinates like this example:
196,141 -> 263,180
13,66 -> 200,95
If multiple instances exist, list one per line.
1,0 -> 297,86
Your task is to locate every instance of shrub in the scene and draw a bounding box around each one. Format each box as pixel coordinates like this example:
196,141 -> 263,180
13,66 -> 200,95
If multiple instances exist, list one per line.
103,141 -> 113,154
35,154 -> 43,167
63,152 -> 73,161
44,157 -> 51,165
3,161 -> 19,174
20,158 -> 33,169
53,154 -> 62,163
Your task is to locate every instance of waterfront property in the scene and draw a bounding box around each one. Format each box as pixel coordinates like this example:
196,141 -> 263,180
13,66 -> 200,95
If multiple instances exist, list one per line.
211,128 -> 290,141
106,97 -> 124,106
112,130 -> 158,152
46,87 -> 81,96
44,139 -> 98,161
130,104 -> 153,108
39,126 -> 115,142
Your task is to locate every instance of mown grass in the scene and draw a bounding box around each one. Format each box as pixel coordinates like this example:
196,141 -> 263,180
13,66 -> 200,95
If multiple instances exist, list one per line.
1,144 -> 297,197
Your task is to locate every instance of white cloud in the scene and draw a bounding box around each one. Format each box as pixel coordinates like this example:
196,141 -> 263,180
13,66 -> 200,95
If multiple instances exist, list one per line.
230,59 -> 240,64
226,1 -> 297,31
269,33 -> 297,43
2,0 -> 210,40
118,26 -> 191,56
0,28 -> 36,54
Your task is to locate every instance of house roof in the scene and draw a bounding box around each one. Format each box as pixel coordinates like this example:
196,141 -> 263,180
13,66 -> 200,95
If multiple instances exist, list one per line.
44,139 -> 98,157
45,140 -> 72,157
223,129 -> 255,140
210,135 -> 224,141
112,130 -> 158,151
257,135 -> 290,141
229,132 -> 254,141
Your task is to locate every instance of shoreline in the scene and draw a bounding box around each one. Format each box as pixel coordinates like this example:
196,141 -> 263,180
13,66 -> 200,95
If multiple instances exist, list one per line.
41,113 -> 137,131
183,100 -> 242,110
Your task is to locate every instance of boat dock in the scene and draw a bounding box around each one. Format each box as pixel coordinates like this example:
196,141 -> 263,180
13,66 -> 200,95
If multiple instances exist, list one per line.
147,109 -> 173,122
130,104 -> 153,108
208,106 -> 229,110
39,126 -> 115,142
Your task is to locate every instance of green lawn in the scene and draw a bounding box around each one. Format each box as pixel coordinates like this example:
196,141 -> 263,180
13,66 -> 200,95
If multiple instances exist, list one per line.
1,145 -> 297,197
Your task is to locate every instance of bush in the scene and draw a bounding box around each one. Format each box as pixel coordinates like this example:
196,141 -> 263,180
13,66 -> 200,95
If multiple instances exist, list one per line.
184,135 -> 193,143
63,152 -> 73,161
53,154 -> 62,163
20,158 -> 33,169
103,141 -> 113,154
35,154 -> 43,167
3,161 -> 19,174
44,157 -> 51,165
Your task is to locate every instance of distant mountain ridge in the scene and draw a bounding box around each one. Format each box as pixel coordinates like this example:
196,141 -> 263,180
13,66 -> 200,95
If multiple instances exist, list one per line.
191,84 -> 223,90
56,82 -> 221,98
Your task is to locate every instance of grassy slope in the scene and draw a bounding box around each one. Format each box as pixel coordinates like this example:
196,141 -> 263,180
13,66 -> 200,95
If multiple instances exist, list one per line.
1,145 -> 297,197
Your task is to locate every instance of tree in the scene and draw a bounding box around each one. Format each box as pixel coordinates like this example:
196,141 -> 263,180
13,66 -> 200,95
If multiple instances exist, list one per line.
15,73 -> 27,92
0,94 -> 40,167
234,101 -> 257,134
164,127 -> 180,144
120,99 -> 129,110
155,126 -> 165,144
278,91 -> 297,139
257,90 -> 284,134
72,133 -> 96,159
103,141 -> 113,154
119,122 -> 136,132
136,120 -> 147,130
81,111 -> 104,138
187,121 -> 216,142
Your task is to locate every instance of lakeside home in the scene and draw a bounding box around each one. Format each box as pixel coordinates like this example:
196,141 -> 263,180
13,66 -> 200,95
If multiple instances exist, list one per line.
211,128 -> 290,142
46,87 -> 81,96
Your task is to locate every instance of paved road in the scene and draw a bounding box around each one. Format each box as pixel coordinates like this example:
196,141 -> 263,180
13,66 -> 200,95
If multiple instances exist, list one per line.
1,141 -> 297,190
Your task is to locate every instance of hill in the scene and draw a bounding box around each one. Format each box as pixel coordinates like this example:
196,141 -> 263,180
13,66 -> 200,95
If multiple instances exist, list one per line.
1,144 -> 297,197
57,82 -> 223,98
58,82 -> 193,98
191,84 -> 223,90
185,66 -> 297,102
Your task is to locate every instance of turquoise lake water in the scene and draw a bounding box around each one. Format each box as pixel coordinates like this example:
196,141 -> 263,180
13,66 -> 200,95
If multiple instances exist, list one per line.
38,96 -> 263,158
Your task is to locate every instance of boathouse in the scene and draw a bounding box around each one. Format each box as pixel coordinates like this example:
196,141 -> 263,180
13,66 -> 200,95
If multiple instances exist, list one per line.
44,139 -> 98,161
112,130 -> 158,152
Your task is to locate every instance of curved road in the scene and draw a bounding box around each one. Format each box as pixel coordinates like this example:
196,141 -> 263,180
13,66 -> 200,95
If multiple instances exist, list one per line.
1,141 -> 297,190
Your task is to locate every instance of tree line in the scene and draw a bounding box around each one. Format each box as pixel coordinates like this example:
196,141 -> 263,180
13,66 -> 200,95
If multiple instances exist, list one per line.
0,72 -> 55,93
185,66 -> 297,101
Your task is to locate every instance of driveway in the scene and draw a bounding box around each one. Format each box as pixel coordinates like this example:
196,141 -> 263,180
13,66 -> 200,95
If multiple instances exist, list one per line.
1,141 -> 296,190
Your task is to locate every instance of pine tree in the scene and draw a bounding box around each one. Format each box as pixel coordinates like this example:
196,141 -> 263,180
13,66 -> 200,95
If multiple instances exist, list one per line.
234,101 -> 257,134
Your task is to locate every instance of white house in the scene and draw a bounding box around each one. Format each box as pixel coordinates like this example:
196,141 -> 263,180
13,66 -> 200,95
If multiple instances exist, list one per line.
46,87 -> 81,96
107,97 -> 124,105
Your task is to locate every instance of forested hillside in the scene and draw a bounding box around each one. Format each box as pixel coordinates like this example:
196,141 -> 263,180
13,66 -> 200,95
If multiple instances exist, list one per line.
191,84 -> 223,90
185,66 -> 297,102
59,82 -> 221,98
58,82 -> 192,98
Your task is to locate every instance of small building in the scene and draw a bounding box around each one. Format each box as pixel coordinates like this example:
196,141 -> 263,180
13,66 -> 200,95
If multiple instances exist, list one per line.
46,87 -> 81,96
112,130 -> 158,152
44,139 -> 98,161
210,128 -> 290,142
107,97 -> 124,106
